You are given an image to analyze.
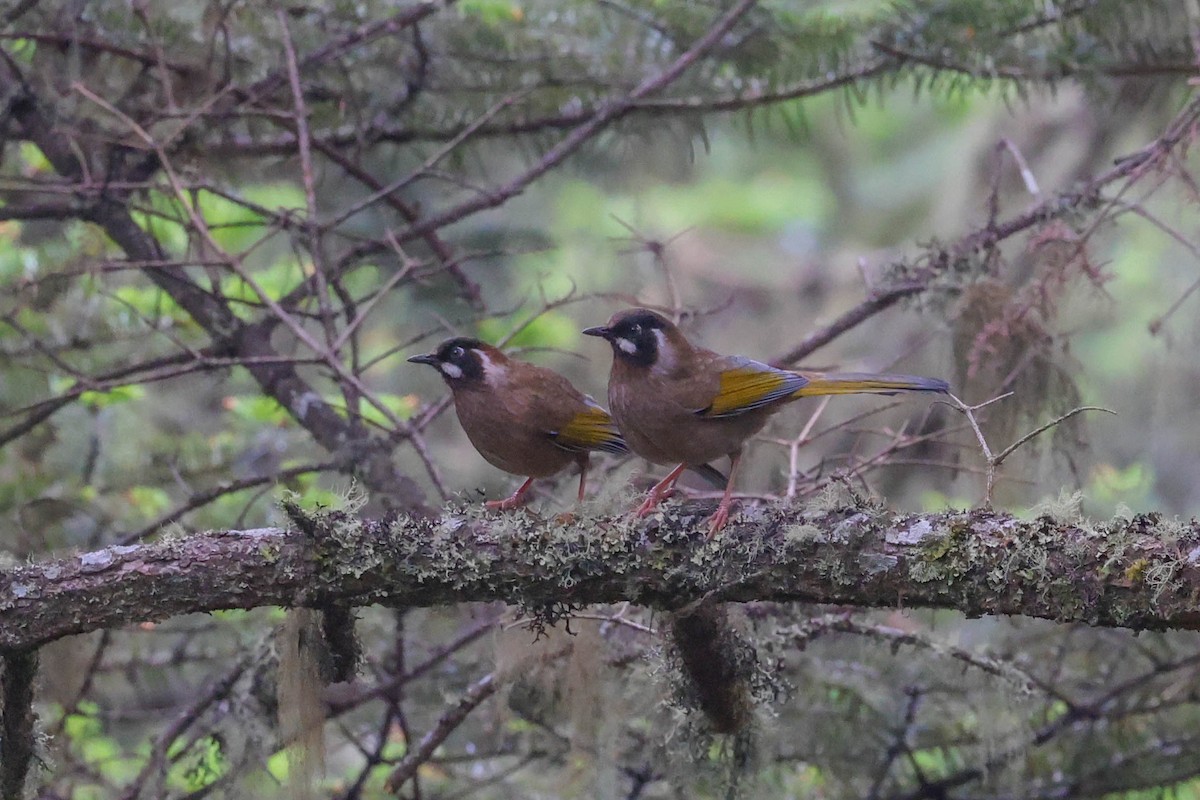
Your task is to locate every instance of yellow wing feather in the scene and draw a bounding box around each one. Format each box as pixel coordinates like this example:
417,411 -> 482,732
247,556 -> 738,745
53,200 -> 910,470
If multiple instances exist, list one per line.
551,403 -> 628,454
702,361 -> 808,418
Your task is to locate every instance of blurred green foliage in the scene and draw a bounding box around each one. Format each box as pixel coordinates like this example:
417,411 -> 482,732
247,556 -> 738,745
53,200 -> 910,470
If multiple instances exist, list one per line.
3,0 -> 1200,798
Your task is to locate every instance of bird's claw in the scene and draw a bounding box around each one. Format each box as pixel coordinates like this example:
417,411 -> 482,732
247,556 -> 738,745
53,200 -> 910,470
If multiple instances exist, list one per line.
706,502 -> 734,538
486,495 -> 527,511
634,494 -> 663,518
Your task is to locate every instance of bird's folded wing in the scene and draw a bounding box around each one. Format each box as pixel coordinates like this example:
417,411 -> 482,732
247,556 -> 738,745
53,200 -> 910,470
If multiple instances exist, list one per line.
697,357 -> 809,418
549,399 -> 629,454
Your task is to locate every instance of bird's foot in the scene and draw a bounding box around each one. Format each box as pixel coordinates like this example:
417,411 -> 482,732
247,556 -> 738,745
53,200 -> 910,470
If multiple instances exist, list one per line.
705,501 -> 735,538
486,477 -> 535,511
634,464 -> 688,518
635,487 -> 679,517
634,492 -> 664,518
485,494 -> 528,511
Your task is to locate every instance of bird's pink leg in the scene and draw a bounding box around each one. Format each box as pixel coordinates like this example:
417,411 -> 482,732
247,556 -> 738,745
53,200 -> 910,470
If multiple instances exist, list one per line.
575,456 -> 590,504
635,463 -> 688,517
706,452 -> 742,538
555,458 -> 592,525
486,477 -> 535,511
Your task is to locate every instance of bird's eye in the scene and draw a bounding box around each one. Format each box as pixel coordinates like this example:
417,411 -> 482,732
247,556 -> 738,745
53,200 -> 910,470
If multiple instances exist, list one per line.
449,346 -> 465,359
629,324 -> 641,336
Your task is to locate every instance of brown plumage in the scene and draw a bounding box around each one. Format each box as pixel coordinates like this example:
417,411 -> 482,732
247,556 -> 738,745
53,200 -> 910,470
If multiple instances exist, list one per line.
583,308 -> 950,535
408,338 -> 626,510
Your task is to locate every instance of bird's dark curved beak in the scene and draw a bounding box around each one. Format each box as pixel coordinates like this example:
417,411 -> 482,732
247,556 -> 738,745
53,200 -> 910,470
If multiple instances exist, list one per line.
582,326 -> 611,339
407,353 -> 439,366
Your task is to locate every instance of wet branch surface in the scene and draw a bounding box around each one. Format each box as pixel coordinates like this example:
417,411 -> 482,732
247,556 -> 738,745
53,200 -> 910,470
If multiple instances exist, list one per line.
2,504 -> 1198,651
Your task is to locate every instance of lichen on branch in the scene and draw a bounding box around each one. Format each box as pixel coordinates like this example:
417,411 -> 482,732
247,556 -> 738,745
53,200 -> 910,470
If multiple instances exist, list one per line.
2,499 -> 1199,651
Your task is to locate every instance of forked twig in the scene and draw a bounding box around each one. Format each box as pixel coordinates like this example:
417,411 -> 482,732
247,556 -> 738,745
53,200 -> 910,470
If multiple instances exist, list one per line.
947,393 -> 1115,507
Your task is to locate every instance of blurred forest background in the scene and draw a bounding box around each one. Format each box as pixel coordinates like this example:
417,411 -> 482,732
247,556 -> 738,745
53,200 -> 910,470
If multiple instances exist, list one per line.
2,0 -> 1200,798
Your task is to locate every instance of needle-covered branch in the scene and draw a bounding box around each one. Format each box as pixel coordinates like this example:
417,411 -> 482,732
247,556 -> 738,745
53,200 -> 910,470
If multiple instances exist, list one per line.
2,502 -> 1199,652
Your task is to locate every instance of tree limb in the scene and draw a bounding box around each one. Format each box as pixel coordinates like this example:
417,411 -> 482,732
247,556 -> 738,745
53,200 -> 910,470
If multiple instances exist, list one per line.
1,651 -> 37,800
1,504 -> 1197,652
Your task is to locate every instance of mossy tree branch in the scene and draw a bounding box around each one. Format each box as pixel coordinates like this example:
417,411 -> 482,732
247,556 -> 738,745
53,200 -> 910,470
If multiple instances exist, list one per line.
2,503 -> 1198,652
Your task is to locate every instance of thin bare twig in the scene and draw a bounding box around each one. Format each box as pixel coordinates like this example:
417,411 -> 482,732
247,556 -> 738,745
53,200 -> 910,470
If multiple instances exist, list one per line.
385,673 -> 499,792
609,215 -> 692,322
771,284 -> 926,366
117,460 -> 341,545
774,95 -> 1200,366
276,7 -> 337,349
73,82 -> 452,500
385,0 -> 761,249
118,654 -> 252,800
947,392 -> 1115,507
993,405 -> 1116,464
796,614 -> 1041,693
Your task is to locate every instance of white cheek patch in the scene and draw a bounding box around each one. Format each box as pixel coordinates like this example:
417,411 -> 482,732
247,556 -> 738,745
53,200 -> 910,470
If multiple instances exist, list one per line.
440,362 -> 463,379
616,337 -> 637,355
474,350 -> 506,385
651,329 -> 675,371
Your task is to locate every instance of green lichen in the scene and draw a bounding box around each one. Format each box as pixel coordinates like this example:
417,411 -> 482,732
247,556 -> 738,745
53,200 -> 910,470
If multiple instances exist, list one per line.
1154,515 -> 1191,547
1143,561 -> 1181,608
813,553 -> 853,587
783,523 -> 822,543
920,517 -> 970,562
806,481 -> 881,516
1123,558 -> 1149,583
908,558 -> 952,584
1027,489 -> 1084,524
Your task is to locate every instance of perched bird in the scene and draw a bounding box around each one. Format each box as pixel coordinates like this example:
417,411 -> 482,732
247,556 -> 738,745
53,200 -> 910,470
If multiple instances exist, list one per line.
583,308 -> 950,536
408,337 -> 630,510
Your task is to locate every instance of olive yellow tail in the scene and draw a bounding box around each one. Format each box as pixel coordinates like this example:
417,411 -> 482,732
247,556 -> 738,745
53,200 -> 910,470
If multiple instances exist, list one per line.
791,372 -> 950,398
